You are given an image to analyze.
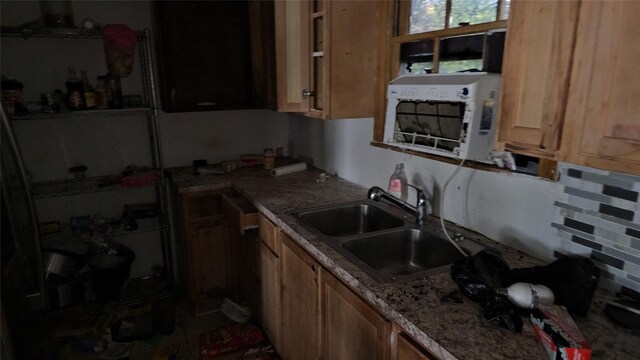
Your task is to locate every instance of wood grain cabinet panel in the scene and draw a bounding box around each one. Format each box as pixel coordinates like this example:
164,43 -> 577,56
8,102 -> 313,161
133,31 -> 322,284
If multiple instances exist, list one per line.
280,234 -> 319,360
258,213 -> 282,351
395,332 -> 438,360
178,189 -> 231,314
275,0 -> 380,119
561,1 -> 640,175
321,270 -> 390,360
155,1 -> 275,112
497,0 -> 580,159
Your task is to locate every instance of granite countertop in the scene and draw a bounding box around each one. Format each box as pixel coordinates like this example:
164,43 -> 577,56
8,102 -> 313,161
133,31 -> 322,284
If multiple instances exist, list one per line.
170,165 -> 639,360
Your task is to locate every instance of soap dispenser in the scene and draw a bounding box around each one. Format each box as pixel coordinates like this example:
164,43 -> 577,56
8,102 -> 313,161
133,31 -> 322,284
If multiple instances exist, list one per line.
388,163 -> 408,201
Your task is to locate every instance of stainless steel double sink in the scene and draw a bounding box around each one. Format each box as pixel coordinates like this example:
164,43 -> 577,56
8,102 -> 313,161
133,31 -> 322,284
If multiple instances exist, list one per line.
290,200 -> 484,283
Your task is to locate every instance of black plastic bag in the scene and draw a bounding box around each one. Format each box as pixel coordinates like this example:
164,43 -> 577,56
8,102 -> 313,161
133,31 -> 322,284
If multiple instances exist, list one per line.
450,248 -> 522,332
502,257 -> 600,315
450,248 -> 510,303
481,295 -> 523,333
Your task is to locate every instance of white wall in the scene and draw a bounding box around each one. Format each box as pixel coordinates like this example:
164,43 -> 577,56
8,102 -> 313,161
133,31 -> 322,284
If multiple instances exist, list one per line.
289,115 -> 564,262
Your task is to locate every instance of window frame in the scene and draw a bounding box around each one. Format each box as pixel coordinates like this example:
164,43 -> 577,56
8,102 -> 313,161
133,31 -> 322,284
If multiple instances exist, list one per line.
372,1 -> 556,179
374,1 -> 507,142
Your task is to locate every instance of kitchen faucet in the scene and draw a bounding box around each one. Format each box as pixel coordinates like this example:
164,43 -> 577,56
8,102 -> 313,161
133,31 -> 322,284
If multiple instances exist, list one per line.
367,185 -> 427,226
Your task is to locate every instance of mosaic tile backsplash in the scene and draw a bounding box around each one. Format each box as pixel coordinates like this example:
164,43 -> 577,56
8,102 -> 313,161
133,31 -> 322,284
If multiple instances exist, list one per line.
553,163 -> 640,298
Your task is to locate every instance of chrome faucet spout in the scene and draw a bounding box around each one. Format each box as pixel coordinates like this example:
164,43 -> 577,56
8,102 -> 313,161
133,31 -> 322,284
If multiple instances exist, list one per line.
367,186 -> 427,225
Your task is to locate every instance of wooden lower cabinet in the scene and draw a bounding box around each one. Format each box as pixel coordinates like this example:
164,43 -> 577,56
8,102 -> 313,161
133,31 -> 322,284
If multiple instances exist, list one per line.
178,189 -> 231,314
260,237 -> 281,351
395,332 -> 438,360
280,233 -> 320,360
256,212 -> 435,360
321,271 -> 390,360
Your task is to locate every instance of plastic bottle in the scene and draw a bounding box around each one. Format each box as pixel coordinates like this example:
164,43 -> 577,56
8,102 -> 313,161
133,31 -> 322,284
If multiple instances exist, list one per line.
65,67 -> 85,110
263,148 -> 275,170
388,163 -> 408,201
80,71 -> 96,109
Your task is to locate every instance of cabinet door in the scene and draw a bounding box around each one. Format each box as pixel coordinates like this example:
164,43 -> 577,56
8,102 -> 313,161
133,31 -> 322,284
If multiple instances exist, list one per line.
181,190 -> 229,314
155,1 -> 255,111
395,333 -> 437,360
222,193 -> 259,302
321,271 -> 390,360
275,0 -> 311,112
326,0 -> 380,120
280,234 -> 319,360
562,1 -> 640,175
189,216 -> 229,312
260,241 -> 281,351
497,0 -> 580,158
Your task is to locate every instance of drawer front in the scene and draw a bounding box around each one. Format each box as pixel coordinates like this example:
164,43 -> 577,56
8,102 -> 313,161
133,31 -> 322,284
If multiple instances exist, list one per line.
222,193 -> 259,234
259,213 -> 280,255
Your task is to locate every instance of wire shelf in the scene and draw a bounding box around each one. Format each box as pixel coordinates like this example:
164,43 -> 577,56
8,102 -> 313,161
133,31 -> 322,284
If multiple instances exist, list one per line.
10,107 -> 152,121
32,174 -> 159,199
1,26 -> 146,39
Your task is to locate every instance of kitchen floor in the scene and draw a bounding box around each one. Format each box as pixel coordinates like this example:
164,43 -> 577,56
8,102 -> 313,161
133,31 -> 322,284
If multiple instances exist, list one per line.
52,297 -> 276,360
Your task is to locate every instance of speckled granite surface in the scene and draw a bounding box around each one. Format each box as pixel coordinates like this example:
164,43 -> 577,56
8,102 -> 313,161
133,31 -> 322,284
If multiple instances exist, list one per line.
170,165 -> 639,360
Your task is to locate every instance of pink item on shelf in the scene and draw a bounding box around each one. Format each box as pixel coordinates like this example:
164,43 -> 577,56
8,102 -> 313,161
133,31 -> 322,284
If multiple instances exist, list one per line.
103,24 -> 136,78
120,170 -> 158,188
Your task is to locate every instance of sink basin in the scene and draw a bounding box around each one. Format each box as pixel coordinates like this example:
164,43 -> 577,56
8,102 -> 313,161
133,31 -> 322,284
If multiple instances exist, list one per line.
341,229 -> 466,281
291,200 -> 484,283
294,202 -> 404,237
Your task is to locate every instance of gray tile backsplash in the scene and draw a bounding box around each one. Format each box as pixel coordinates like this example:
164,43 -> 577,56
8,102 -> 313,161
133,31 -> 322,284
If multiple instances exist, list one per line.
554,163 -> 640,295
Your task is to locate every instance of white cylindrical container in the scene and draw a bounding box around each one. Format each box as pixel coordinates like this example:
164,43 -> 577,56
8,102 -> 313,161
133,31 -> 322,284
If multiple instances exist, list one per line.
272,162 -> 307,177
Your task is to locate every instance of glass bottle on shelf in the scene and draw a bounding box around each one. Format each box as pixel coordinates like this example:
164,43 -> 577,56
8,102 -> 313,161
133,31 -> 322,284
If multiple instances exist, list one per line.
65,67 -> 85,110
94,76 -> 109,109
80,71 -> 96,109
105,73 -> 123,109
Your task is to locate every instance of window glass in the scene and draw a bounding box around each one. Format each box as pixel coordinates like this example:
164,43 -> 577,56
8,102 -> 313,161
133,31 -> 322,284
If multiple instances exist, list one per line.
409,0 -> 447,33
449,0 -> 498,27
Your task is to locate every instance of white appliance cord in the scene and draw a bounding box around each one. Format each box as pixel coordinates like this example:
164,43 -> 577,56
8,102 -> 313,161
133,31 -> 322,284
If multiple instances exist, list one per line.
440,159 -> 468,256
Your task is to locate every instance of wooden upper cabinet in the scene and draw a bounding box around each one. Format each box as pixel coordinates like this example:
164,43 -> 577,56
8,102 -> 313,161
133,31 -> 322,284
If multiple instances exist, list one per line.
497,0 -> 580,159
155,1 -> 275,112
561,1 -> 640,175
275,0 -> 311,113
275,0 -> 380,119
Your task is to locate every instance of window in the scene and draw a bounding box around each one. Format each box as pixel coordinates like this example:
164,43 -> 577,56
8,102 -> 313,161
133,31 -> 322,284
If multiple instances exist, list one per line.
405,0 -> 510,34
397,0 -> 508,75
373,0 -> 508,149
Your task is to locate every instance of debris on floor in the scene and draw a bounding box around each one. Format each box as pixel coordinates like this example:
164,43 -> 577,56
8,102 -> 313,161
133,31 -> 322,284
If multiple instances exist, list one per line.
200,323 -> 264,359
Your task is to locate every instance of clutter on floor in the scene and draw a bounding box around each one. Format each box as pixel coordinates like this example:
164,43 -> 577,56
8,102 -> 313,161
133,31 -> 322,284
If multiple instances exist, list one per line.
49,297 -> 280,360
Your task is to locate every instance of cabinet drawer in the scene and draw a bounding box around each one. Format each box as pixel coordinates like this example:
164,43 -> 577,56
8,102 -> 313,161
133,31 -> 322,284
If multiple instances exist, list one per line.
222,193 -> 258,234
259,213 -> 280,255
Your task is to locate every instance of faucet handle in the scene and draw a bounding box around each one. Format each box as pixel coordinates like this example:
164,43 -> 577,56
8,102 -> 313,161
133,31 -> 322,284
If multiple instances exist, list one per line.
406,184 -> 426,202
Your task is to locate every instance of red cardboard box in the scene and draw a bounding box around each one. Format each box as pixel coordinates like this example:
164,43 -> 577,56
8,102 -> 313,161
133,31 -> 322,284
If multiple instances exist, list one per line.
530,304 -> 591,360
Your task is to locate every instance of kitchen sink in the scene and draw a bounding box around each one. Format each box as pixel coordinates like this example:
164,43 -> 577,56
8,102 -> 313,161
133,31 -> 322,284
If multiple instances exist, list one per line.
291,200 -> 484,283
292,201 -> 404,237
341,229 -> 467,281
